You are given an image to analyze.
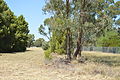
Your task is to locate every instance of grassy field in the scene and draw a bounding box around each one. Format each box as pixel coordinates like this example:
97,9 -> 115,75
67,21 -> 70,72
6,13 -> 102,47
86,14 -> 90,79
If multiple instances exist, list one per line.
0,47 -> 120,80
82,51 -> 120,66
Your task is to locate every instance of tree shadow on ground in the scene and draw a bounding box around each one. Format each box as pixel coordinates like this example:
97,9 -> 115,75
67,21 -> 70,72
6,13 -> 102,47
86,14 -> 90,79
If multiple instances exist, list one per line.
0,49 -> 33,54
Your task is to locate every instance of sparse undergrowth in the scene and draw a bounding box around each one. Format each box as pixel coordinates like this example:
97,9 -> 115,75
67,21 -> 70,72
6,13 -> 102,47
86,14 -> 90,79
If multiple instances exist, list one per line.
82,51 -> 120,66
0,48 -> 120,80
47,51 -> 120,80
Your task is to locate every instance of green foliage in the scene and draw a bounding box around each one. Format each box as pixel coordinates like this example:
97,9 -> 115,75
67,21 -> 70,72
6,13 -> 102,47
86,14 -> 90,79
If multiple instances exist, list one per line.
55,49 -> 65,55
39,17 -> 67,55
97,30 -> 120,47
49,31 -> 66,54
27,34 -> 35,47
41,0 -> 120,57
34,38 -> 45,47
44,49 -> 52,59
42,41 -> 49,50
0,2 -> 16,52
0,0 -> 29,52
38,25 -> 50,40
13,15 -> 29,52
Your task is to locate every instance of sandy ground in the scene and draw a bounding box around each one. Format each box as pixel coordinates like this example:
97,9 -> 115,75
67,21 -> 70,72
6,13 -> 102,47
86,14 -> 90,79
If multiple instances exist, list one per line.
0,47 -> 120,80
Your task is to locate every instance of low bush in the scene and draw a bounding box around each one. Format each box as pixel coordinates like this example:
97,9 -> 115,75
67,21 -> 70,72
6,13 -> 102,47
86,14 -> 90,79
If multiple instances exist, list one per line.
44,49 -> 52,59
42,41 -> 49,50
55,49 -> 65,55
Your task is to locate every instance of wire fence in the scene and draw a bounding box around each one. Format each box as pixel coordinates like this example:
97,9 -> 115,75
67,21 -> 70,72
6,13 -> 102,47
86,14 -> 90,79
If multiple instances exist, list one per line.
82,46 -> 120,54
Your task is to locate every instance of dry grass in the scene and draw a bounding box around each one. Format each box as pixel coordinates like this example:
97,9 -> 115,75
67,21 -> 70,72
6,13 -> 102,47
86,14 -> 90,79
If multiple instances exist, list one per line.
82,51 -> 120,66
0,48 -> 120,80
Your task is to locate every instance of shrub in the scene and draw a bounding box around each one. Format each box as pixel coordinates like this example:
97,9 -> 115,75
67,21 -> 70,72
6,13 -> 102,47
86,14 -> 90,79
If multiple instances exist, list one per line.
55,49 -> 65,55
44,49 -> 52,59
42,41 -> 49,50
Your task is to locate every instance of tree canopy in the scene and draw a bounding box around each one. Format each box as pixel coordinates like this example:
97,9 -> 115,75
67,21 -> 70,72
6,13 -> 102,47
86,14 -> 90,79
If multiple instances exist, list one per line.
0,0 -> 29,52
39,0 -> 120,59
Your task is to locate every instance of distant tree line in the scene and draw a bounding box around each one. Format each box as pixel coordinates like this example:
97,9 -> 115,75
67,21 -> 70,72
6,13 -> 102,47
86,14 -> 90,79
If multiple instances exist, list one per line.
27,35 -> 49,50
0,0 -> 29,52
34,38 -> 49,50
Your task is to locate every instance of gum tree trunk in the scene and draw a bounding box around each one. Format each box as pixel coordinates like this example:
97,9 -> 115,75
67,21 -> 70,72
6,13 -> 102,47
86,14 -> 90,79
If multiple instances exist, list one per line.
66,0 -> 71,60
73,28 -> 83,59
73,0 -> 86,59
66,28 -> 71,60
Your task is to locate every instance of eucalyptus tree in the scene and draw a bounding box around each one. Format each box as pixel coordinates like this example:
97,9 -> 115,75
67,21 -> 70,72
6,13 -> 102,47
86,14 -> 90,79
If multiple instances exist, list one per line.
72,0 -> 120,59
42,0 -> 74,59
72,0 -> 98,58
97,30 -> 120,47
42,0 -> 120,60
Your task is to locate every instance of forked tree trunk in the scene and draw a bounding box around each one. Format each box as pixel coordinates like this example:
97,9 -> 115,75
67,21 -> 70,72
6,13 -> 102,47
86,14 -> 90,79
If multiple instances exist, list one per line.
73,0 -> 86,59
73,28 -> 83,59
66,28 -> 71,60
66,0 -> 71,60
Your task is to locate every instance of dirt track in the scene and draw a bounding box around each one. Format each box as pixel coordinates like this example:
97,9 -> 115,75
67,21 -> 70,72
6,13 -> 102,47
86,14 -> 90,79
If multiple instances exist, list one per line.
0,48 -> 120,80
